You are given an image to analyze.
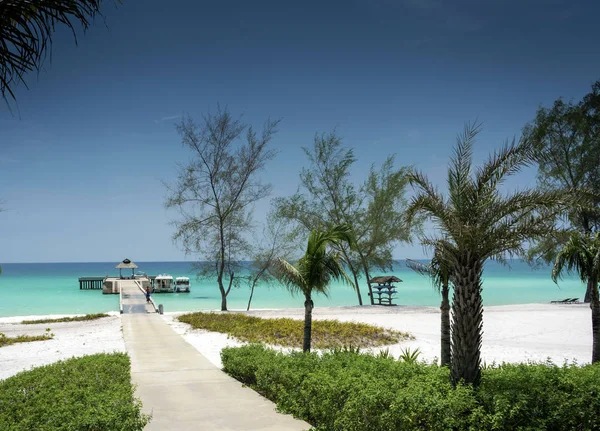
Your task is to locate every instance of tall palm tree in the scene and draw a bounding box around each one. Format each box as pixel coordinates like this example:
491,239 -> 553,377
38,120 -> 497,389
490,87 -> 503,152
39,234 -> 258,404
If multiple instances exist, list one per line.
552,232 -> 600,363
0,0 -> 118,104
406,123 -> 565,387
272,224 -> 353,352
406,245 -> 453,366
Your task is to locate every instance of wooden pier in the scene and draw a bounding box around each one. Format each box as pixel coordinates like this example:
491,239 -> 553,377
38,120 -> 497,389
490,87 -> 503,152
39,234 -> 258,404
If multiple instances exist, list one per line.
78,275 -> 157,292
79,276 -> 105,290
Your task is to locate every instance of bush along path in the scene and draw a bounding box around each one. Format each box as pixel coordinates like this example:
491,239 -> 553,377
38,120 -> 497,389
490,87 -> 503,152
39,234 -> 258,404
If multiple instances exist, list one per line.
222,344 -> 600,431
0,353 -> 149,431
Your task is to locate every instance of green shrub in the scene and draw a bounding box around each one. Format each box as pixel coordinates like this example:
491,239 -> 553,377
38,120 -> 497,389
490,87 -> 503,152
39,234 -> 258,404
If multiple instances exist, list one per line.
0,353 -> 149,430
21,313 -> 110,324
476,361 -> 600,430
221,345 -> 600,431
178,312 -> 411,349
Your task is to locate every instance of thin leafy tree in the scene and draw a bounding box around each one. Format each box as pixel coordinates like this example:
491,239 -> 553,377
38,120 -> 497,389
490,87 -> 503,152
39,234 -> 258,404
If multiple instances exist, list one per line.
406,245 -> 453,367
406,123 -> 566,386
524,80 -> 600,302
165,108 -> 280,311
0,0 -> 119,106
356,158 -> 414,304
551,232 -> 600,363
274,132 -> 414,305
272,224 -> 353,352
246,213 -> 299,310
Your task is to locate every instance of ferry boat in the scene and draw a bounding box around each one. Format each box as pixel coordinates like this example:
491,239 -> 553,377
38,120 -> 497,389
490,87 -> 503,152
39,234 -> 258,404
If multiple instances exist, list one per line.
153,274 -> 174,293
175,277 -> 191,293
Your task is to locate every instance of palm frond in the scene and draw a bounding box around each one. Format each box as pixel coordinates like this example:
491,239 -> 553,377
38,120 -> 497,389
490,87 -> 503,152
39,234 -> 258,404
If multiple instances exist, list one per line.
447,122 -> 480,212
407,169 -> 442,205
475,136 -> 534,197
271,257 -> 306,296
406,194 -> 451,234
405,258 -> 433,277
551,233 -> 595,284
0,0 -> 118,105
312,252 -> 353,296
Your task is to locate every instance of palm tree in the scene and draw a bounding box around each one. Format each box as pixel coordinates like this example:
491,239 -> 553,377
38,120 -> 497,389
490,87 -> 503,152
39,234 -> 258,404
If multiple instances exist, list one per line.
406,123 -> 565,387
406,245 -> 453,366
0,0 -> 118,104
552,232 -> 600,363
272,224 -> 353,352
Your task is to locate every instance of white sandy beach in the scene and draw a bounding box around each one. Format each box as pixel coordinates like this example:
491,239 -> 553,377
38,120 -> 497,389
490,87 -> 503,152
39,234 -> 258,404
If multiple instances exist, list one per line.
0,312 -> 126,380
0,304 -> 593,380
165,303 -> 592,368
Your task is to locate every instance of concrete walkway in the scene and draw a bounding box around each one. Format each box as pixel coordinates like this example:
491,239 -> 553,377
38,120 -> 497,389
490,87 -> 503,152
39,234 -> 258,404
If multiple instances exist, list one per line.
120,280 -> 155,314
120,286 -> 310,431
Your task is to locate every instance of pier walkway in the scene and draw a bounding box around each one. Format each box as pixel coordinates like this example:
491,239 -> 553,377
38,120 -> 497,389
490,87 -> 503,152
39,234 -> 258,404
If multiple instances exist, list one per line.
119,284 -> 309,431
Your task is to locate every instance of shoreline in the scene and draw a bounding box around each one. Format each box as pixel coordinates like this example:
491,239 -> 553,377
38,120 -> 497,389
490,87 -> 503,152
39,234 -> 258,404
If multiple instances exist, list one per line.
0,303 -> 592,380
0,302 -> 588,320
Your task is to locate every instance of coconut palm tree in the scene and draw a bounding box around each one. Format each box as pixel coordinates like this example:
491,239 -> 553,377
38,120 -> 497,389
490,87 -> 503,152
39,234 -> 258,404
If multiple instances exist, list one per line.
552,232 -> 600,363
0,0 -> 117,104
406,245 -> 453,366
406,123 -> 566,386
272,224 -> 353,352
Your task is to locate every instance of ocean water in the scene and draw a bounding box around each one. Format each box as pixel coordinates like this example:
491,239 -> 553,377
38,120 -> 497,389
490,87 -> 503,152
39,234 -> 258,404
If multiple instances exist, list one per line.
0,260 -> 588,317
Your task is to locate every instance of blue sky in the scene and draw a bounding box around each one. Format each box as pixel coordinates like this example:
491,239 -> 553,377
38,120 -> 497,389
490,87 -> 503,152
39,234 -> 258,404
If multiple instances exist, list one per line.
0,0 -> 599,263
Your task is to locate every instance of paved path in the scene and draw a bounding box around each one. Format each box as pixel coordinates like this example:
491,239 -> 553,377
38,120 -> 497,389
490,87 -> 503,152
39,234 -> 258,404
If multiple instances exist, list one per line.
120,284 -> 309,431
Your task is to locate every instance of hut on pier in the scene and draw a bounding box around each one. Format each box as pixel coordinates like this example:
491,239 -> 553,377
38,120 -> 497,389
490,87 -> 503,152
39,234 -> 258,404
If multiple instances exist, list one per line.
115,258 -> 138,279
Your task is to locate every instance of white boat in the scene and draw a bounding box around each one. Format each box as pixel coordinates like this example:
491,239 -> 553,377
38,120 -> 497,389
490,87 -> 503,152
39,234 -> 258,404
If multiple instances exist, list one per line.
175,277 -> 191,293
154,274 -> 174,293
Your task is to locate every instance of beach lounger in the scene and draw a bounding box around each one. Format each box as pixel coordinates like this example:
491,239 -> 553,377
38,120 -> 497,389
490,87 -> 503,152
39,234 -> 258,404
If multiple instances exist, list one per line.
567,298 -> 580,303
550,298 -> 572,304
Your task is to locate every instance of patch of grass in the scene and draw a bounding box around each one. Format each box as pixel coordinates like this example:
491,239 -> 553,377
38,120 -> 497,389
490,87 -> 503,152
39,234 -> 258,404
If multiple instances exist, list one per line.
0,353 -> 150,430
0,331 -> 54,348
21,313 -> 110,325
177,312 -> 412,349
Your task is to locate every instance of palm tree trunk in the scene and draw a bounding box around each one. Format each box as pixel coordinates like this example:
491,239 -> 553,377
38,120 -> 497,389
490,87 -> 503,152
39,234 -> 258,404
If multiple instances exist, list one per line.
584,279 -> 597,303
303,293 -> 314,352
450,253 -> 483,387
440,282 -> 451,367
591,277 -> 600,363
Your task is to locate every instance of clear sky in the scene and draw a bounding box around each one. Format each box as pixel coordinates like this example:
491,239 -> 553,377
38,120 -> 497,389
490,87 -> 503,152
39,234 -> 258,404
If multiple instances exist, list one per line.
0,0 -> 599,263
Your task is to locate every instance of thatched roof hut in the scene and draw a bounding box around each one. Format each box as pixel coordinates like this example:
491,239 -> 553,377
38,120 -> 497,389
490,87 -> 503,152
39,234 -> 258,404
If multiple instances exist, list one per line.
369,275 -> 402,285
115,258 -> 138,278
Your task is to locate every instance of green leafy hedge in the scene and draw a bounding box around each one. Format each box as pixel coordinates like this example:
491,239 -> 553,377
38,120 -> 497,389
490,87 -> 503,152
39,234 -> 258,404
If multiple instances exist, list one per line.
222,345 -> 600,431
178,312 -> 411,349
0,353 -> 149,431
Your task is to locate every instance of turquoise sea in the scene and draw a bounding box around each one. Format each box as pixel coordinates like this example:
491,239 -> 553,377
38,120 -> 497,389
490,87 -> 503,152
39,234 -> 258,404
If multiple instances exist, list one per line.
0,260 -> 588,317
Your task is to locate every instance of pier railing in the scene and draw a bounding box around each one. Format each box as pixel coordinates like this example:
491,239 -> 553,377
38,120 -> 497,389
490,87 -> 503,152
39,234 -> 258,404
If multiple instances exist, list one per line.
119,286 -> 124,314
135,279 -> 158,313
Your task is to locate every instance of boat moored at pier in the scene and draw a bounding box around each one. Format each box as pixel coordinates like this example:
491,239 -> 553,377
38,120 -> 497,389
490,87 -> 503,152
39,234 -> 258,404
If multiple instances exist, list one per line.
154,274 -> 174,293
175,277 -> 191,293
